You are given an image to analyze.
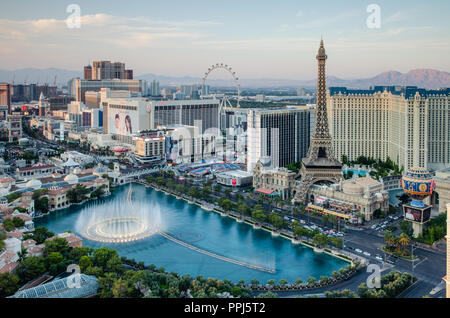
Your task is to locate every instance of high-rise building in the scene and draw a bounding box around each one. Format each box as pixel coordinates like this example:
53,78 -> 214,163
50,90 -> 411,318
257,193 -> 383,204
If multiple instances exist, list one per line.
151,99 -> 220,133
0,83 -> 11,114
150,80 -> 160,97
327,86 -> 450,171
133,133 -> 165,164
84,65 -> 92,80
84,61 -> 133,80
7,114 -> 22,142
38,92 -> 48,117
247,107 -> 311,173
73,78 -> 146,102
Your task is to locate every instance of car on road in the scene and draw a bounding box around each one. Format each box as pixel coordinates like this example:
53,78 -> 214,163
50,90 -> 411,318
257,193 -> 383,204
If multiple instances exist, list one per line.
363,251 -> 371,257
386,258 -> 396,265
347,246 -> 355,251
355,248 -> 363,253
375,255 -> 383,261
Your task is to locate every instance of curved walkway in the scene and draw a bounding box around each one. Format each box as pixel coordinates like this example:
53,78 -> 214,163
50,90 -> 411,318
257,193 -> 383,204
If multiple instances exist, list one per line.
158,231 -> 276,274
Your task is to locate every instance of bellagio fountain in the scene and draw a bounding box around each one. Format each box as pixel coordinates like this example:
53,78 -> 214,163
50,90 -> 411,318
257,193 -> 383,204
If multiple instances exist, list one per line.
75,185 -> 161,243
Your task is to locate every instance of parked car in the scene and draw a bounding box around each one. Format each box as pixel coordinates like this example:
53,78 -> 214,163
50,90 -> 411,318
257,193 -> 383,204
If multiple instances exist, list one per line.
363,251 -> 371,257
355,248 -> 363,253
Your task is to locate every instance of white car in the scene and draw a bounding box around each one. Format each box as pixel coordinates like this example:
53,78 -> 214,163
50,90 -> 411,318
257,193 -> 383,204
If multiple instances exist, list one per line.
355,248 -> 363,253
363,251 -> 371,257
375,255 -> 383,261
300,220 -> 306,224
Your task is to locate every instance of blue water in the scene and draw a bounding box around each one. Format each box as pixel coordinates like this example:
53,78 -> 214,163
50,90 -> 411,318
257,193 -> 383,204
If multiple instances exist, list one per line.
36,183 -> 348,283
343,169 -> 367,177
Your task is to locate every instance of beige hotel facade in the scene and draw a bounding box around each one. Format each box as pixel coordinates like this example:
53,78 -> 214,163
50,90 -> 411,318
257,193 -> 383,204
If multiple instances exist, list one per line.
327,86 -> 449,171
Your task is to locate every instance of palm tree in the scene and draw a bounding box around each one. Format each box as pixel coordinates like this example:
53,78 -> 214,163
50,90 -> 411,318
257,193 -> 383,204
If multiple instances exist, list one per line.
384,231 -> 395,249
398,233 -> 411,254
17,247 -> 28,262
294,278 -> 303,285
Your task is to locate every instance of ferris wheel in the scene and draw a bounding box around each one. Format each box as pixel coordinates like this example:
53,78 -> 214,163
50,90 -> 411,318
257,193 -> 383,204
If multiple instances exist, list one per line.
202,62 -> 241,108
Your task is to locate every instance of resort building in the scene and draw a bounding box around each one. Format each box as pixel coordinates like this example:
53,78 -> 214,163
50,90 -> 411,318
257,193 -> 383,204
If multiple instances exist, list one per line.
133,133 -> 165,164
252,157 -> 296,200
47,186 -> 70,211
73,78 -> 145,102
308,176 -> 389,221
247,107 -> 311,173
7,114 -> 22,142
46,232 -> 83,248
327,86 -> 450,171
216,170 -> 253,187
15,163 -> 57,181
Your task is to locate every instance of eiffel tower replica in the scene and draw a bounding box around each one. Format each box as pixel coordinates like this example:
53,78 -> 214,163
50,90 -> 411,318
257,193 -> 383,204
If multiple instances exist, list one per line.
293,39 -> 342,203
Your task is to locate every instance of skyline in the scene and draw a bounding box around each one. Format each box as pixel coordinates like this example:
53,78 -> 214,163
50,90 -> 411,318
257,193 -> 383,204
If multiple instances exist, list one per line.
1,0 -> 449,80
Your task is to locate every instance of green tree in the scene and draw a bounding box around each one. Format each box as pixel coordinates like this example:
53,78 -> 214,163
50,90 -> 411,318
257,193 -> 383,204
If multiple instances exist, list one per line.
12,217 -> 25,228
79,255 -> 94,272
219,198 -> 233,212
46,252 -> 64,265
23,226 -> 54,244
256,291 -> 278,298
312,233 -> 328,248
268,212 -> 284,230
2,219 -> 15,232
252,210 -> 266,224
236,201 -> 251,218
35,196 -> 49,214
17,247 -> 28,263
43,237 -> 69,256
16,256 -> 46,282
0,273 -> 20,298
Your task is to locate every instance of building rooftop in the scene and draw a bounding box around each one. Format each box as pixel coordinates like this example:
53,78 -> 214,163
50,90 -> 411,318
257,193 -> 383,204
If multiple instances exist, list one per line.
329,86 -> 450,99
9,274 -> 98,298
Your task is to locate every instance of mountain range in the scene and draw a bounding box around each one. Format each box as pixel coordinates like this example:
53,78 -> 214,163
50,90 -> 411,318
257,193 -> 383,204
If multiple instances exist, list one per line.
0,68 -> 448,89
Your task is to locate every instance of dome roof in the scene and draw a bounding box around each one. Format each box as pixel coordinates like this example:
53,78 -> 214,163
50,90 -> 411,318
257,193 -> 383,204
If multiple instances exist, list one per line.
62,157 -> 79,167
342,181 -> 364,195
64,173 -> 79,184
259,156 -> 272,168
26,178 -> 42,190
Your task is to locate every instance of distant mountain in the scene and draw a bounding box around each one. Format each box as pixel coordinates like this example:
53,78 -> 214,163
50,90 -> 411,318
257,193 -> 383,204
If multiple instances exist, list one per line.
0,68 -> 448,89
125,69 -> 450,89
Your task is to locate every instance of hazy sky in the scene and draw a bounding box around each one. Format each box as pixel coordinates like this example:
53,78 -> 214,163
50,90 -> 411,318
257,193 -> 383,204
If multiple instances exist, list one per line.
1,0 -> 449,80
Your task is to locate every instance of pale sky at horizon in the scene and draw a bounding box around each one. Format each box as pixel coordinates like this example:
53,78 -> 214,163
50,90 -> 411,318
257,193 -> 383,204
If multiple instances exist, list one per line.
0,0 -> 449,80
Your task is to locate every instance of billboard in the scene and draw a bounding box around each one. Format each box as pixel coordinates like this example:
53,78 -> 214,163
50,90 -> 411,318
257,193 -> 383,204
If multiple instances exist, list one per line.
403,205 -> 432,224
108,108 -> 138,136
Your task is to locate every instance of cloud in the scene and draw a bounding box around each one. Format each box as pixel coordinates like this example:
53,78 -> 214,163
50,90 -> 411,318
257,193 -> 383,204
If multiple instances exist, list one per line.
0,13 -> 216,49
296,10 -> 303,17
